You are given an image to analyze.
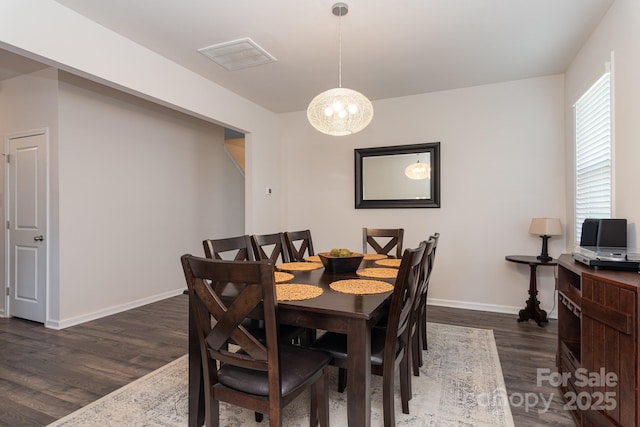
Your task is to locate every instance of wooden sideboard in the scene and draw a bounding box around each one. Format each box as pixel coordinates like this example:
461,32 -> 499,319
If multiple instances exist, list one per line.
557,254 -> 640,426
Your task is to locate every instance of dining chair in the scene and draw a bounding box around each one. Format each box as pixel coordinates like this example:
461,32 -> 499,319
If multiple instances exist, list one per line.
282,229 -> 320,343
203,234 -> 305,346
410,237 -> 436,376
284,229 -> 315,261
310,242 -> 427,427
181,254 -> 331,427
362,227 -> 405,258
203,235 -> 255,261
419,232 -> 440,354
251,232 -> 291,264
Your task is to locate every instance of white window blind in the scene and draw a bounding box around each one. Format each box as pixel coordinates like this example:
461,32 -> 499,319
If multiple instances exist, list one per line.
574,72 -> 611,244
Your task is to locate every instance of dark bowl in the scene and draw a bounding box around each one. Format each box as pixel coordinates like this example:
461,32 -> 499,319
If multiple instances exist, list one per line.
318,252 -> 364,273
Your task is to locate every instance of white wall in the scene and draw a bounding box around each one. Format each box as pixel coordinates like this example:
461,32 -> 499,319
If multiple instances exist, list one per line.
0,69 -> 247,328
280,75 -> 566,314
0,68 -> 60,318
53,73 -> 244,326
564,0 -> 640,249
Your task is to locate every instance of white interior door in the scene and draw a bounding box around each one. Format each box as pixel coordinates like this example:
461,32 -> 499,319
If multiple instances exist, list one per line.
6,130 -> 48,323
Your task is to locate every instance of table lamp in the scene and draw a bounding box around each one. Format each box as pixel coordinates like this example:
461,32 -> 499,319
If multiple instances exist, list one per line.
529,218 -> 562,262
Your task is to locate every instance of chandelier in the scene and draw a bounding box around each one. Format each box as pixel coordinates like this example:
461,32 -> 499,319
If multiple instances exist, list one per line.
307,3 -> 373,136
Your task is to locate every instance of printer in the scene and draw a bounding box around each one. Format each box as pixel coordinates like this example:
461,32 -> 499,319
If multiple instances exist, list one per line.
572,218 -> 640,270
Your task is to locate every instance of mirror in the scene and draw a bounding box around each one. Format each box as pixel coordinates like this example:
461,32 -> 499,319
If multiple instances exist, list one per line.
355,142 -> 440,209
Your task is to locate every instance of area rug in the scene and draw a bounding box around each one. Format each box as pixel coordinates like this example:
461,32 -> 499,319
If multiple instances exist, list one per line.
48,323 -> 514,426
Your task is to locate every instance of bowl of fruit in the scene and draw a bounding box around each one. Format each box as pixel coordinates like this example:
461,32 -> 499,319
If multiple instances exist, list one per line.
318,248 -> 364,273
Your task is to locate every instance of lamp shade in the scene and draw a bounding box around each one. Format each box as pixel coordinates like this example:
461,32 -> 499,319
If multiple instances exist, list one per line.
529,218 -> 562,236
307,87 -> 374,136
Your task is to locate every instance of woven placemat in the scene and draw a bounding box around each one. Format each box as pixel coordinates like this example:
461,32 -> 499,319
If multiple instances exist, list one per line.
276,284 -> 324,301
375,258 -> 401,268
356,267 -> 398,279
277,262 -> 323,272
363,253 -> 388,260
274,271 -> 294,283
304,255 -> 321,263
330,279 -> 394,295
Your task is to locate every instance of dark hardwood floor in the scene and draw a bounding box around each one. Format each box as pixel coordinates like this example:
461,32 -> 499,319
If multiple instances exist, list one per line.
0,296 -> 189,427
0,295 -> 575,426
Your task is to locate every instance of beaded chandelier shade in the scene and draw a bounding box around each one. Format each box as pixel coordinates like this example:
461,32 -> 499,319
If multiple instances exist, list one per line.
307,88 -> 373,136
307,3 -> 373,136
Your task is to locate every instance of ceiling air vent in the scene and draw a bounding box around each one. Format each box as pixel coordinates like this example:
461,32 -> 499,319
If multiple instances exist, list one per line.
198,37 -> 276,71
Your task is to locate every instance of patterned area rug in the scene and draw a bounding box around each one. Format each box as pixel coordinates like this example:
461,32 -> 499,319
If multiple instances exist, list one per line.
48,323 -> 514,426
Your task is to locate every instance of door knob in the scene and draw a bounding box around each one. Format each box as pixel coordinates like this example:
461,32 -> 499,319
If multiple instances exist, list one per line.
34,235 -> 44,242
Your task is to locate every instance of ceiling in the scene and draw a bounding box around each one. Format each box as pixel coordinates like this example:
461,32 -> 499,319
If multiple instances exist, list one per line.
4,1 -> 614,114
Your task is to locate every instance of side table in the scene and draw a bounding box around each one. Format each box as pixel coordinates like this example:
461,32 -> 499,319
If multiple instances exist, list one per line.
505,255 -> 557,326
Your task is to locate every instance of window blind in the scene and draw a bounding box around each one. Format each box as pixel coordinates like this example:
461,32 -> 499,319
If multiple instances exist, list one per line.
574,72 -> 611,244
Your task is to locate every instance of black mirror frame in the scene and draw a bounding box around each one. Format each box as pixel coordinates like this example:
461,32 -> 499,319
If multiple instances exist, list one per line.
355,142 -> 441,209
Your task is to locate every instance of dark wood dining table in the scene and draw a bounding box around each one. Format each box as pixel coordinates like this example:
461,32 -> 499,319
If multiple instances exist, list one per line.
188,257 -> 395,427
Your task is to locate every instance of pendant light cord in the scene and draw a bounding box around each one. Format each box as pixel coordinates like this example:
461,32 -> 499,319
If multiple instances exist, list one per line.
338,7 -> 342,88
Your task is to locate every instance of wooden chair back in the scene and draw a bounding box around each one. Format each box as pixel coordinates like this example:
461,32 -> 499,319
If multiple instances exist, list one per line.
182,255 -> 276,375
203,236 -> 308,347
421,232 -> 440,299
251,232 -> 290,264
387,241 -> 427,356
180,254 -> 330,426
203,235 -> 255,261
415,231 -> 441,363
430,232 -> 440,263
284,230 -> 315,261
410,237 -> 436,375
380,241 -> 426,425
419,236 -> 437,298
363,227 -> 404,258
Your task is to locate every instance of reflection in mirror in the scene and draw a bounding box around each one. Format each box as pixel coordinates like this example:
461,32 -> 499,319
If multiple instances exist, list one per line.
362,153 -> 431,200
355,142 -> 440,209
404,154 -> 430,180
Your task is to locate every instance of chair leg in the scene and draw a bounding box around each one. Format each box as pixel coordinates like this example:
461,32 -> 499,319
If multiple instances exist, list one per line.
418,316 -> 426,365
315,370 -> 329,427
206,399 -> 220,427
269,406 -> 282,427
400,351 -> 412,411
310,383 -> 318,427
421,298 -> 429,351
411,326 -> 421,376
382,364 -> 396,427
337,367 -> 347,393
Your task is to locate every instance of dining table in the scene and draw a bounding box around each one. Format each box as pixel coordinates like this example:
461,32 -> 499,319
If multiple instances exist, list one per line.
187,255 -> 397,427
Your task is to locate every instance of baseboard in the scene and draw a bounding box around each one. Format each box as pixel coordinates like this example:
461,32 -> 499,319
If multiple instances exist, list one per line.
45,288 -> 186,330
428,297 -> 558,320
43,291 -> 556,329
